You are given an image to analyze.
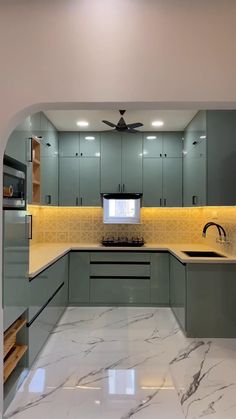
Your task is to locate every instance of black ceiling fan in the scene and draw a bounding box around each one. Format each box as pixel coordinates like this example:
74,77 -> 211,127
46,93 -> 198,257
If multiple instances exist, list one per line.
102,110 -> 143,133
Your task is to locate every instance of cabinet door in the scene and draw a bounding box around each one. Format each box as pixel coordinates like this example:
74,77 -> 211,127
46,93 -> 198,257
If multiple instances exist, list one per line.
58,132 -> 80,157
183,111 -> 206,154
143,158 -> 162,207
101,132 -> 122,192
80,133 -> 100,157
59,157 -> 79,206
183,148 -> 206,207
80,158 -> 101,206
150,253 -> 169,305
163,132 -> 183,158
69,252 -> 90,303
41,156 -> 58,205
143,133 -> 163,157
122,133 -> 143,192
170,256 -> 186,331
163,158 -> 182,207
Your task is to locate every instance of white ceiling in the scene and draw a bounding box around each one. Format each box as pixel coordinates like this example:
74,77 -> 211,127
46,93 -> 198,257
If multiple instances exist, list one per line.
44,110 -> 198,132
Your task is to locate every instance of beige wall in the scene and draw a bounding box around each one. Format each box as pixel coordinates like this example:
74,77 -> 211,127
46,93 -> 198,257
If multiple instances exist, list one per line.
2,1 -> 236,415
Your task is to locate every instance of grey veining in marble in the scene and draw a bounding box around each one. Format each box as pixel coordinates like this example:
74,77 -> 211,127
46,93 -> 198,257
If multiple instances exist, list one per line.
4,307 -> 236,419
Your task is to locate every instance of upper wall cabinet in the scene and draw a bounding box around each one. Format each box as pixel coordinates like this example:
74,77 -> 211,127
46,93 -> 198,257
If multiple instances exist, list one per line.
162,132 -> 183,158
101,132 -> 122,193
143,133 -> 163,157
58,132 -> 80,157
183,110 -> 236,206
80,133 -> 100,157
101,132 -> 142,193
143,132 -> 183,158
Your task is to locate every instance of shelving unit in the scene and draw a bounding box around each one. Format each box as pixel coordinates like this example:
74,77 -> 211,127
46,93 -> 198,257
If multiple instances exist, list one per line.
32,137 -> 41,204
4,317 -> 28,384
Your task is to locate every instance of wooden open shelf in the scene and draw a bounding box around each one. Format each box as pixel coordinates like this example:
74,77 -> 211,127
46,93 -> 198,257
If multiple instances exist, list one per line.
4,318 -> 26,358
32,137 -> 41,204
4,345 -> 28,383
4,317 -> 28,384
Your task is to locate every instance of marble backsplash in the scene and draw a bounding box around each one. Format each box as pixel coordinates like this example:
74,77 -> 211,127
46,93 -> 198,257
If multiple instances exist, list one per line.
28,205 -> 236,256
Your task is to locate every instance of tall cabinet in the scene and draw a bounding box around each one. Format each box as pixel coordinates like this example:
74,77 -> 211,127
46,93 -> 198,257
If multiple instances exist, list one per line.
58,132 -> 101,206
142,132 -> 183,207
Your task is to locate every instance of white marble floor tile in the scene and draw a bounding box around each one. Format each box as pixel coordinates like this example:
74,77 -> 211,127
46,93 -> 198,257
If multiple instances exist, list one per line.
4,307 -> 236,419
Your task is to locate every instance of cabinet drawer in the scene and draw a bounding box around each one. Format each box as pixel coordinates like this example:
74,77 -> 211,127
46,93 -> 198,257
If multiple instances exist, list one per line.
90,252 -> 150,263
29,257 -> 67,322
28,283 -> 65,366
90,278 -> 150,304
90,263 -> 150,278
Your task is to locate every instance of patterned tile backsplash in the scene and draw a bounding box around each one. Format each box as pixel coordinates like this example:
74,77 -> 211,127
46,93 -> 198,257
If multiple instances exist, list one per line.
28,205 -> 236,256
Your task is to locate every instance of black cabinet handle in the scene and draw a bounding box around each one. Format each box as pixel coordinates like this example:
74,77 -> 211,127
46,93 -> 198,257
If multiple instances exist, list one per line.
46,195 -> 51,205
27,215 -> 33,240
192,195 -> 197,205
193,141 -> 198,146
160,154 -> 162,157
80,197 -> 83,206
164,153 -> 167,157
160,198 -> 162,206
118,184 -> 121,192
164,198 -> 167,206
76,197 -> 79,206
28,137 -> 33,162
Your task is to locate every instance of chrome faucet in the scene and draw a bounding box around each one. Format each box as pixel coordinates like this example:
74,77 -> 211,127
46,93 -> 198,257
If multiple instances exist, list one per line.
202,222 -> 228,243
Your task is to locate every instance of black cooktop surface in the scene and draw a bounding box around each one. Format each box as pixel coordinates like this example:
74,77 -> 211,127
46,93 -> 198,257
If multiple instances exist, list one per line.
101,237 -> 145,247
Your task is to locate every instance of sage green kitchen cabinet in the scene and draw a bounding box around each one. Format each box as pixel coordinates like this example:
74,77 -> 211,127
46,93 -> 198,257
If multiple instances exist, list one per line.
150,253 -> 169,305
79,158 -> 101,206
69,252 -> 90,303
59,157 -> 79,206
183,111 -> 206,154
101,132 -> 142,193
142,133 -> 163,157
101,132 -> 122,192
163,132 -> 183,158
41,156 -> 58,205
58,132 -> 80,157
163,158 -> 182,207
169,255 -> 186,331
122,133 -> 143,192
143,158 -> 162,207
183,142 -> 206,206
90,279 -> 150,304
80,132 -> 101,157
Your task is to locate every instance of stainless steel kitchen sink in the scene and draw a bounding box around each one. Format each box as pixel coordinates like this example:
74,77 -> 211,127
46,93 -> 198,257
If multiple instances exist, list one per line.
183,250 -> 226,258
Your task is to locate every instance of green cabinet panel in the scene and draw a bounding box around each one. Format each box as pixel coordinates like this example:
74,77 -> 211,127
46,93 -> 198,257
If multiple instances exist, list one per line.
122,133 -> 143,192
90,278 -> 150,304
80,133 -> 100,157
150,253 -> 169,305
90,263 -> 150,278
41,156 -> 58,205
59,157 -> 79,206
143,133 -> 163,157
163,132 -> 183,158
79,158 -> 101,206
101,132 -> 122,192
186,264 -> 236,338
58,132 -> 80,157
69,252 -> 90,303
90,252 -> 151,262
29,255 -> 68,321
183,111 -> 206,154
28,282 -> 66,366
169,255 -> 186,331
183,147 -> 206,206
163,158 -> 182,207
143,158 -> 162,207
5,129 -> 27,165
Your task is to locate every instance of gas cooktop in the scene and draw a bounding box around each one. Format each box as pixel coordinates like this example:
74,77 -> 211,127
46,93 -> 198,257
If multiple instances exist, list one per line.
101,236 -> 145,247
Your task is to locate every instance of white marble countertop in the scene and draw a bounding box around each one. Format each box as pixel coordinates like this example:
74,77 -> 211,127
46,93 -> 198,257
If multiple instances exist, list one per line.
29,242 -> 236,279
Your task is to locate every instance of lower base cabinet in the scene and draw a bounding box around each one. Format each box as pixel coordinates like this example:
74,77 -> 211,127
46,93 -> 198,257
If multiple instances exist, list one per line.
69,251 -> 170,306
28,255 -> 68,366
170,255 -> 236,338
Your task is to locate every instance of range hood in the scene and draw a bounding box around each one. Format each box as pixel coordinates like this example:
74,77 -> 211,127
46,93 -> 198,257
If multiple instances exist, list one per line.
102,193 -> 142,200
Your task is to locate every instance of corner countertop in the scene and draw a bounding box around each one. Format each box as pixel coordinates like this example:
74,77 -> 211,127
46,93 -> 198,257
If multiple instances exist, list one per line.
29,242 -> 236,279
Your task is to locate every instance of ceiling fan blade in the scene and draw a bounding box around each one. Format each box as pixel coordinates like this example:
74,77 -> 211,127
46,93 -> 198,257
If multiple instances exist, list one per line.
126,122 -> 143,129
102,120 -> 117,128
